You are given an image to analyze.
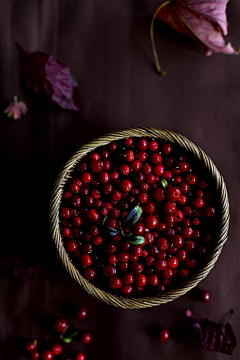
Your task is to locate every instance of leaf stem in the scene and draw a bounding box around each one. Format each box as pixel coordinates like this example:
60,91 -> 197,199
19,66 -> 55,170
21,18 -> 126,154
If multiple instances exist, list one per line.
150,0 -> 172,75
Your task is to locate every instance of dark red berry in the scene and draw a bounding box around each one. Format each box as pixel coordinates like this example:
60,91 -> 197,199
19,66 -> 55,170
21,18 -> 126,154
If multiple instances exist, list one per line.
26,341 -> 37,352
51,344 -> 62,355
41,350 -> 53,360
54,318 -> 68,333
30,351 -> 39,360
76,353 -> 85,360
81,332 -> 92,344
159,328 -> 170,342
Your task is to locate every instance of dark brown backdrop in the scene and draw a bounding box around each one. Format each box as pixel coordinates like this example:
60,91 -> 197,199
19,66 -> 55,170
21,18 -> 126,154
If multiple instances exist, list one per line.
0,1 -> 240,359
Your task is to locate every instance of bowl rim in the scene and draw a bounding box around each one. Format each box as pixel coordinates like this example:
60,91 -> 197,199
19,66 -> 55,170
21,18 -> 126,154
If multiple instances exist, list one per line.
49,127 -> 230,309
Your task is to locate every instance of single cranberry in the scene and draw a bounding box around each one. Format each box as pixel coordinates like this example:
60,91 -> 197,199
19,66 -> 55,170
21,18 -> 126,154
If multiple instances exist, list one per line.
157,237 -> 169,250
79,186 -> 89,196
152,188 -> 165,201
155,259 -> 167,270
60,207 -> 71,219
144,215 -> 158,230
134,172 -> 145,184
131,159 -> 142,171
164,214 -> 175,226
159,329 -> 170,342
119,179 -> 133,192
138,192 -> 148,203
69,183 -> 80,193
157,284 -> 165,292
179,182 -> 190,194
122,272 -> 134,285
120,285 -> 133,295
174,209 -> 184,222
198,246 -> 207,255
192,197 -> 205,208
135,274 -> 147,286
157,250 -> 167,259
153,164 -> 165,176
109,141 -> 117,151
172,166 -> 181,175
71,195 -> 82,207
75,306 -> 88,320
81,332 -> 92,344
109,276 -> 123,289
142,249 -> 148,258
199,179 -> 207,189
157,222 -> 167,232
182,218 -> 191,227
162,143 -> 172,154
166,186 -> 181,201
131,245 -> 143,257
135,138 -> 148,151
203,205 -> 216,217
185,173 -> 197,185
110,171 -> 119,180
176,249 -> 187,262
181,227 -> 193,239
124,137 -> 133,147
84,268 -> 96,280
66,240 -> 78,252
167,256 -> 178,269
178,161 -> 189,172
145,256 -> 156,266
30,350 -> 39,360
130,262 -> 144,274
183,205 -> 193,216
177,194 -> 187,205
162,268 -> 173,278
76,353 -> 85,360
63,191 -> 72,200
164,201 -> 177,214
80,254 -> 92,267
90,160 -> 103,173
132,221 -> 145,235
143,202 -> 155,214
103,160 -> 112,171
199,289 -> 211,303
144,232 -> 154,244
120,164 -> 131,176
81,172 -> 92,184
149,140 -> 159,151
168,246 -> 177,254
147,274 -> 159,286
41,350 -> 53,360
54,318 -> 68,333
26,341 -> 37,352
118,252 -> 130,262
99,171 -> 110,183
103,264 -> 117,277
150,153 -> 162,164
51,344 -> 62,355
146,174 -> 156,184
86,209 -> 100,223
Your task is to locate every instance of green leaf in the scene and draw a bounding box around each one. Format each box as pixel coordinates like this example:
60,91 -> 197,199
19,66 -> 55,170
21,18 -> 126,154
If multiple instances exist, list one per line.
33,339 -> 38,348
105,226 -> 119,236
63,337 -> 72,344
122,205 -> 143,228
126,236 -> 145,245
160,179 -> 168,188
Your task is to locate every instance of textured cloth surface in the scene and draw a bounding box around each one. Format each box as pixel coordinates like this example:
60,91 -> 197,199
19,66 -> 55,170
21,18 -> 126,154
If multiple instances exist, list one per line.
0,1 -> 239,359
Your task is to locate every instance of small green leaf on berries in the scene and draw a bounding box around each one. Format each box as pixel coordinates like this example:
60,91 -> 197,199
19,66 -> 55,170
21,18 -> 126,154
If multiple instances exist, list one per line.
63,337 -> 72,344
126,236 -> 145,245
161,179 -> 168,188
105,226 -> 119,236
122,205 -> 143,228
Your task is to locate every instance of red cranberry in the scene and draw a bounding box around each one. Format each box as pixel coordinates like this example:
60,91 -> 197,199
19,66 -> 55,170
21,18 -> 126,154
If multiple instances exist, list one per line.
120,164 -> 130,176
130,262 -> 144,274
162,143 -> 172,154
159,328 -> 170,342
30,351 -> 39,360
90,160 -> 103,173
109,276 -> 122,289
185,258 -> 197,269
135,274 -> 147,286
181,227 -> 193,239
86,209 -> 100,222
76,306 -> 88,320
149,140 -> 158,151
81,172 -> 92,184
131,160 -> 142,171
54,318 -> 68,333
185,173 -> 197,185
153,188 -> 165,201
135,138 -> 148,151
199,289 -> 211,303
41,351 -> 53,360
81,332 -> 92,344
147,274 -> 159,286
66,240 -> 78,252
145,256 -> 156,266
171,234 -> 183,248
167,256 -> 178,269
80,254 -> 92,266
192,197 -> 205,208
153,164 -> 165,176
155,259 -> 167,270
178,269 -> 189,278
26,341 -> 37,352
103,264 -> 117,277
144,215 -> 158,229
123,273 -> 134,285
162,268 -> 173,278
143,202 -> 155,214
176,249 -> 187,262
120,285 -> 133,295
60,207 -> 71,219
166,186 -> 181,201
164,201 -> 176,214
157,237 -> 169,250
150,153 -> 162,164
51,344 -> 62,355
76,353 -> 85,360
203,205 -> 216,217
84,268 -> 96,280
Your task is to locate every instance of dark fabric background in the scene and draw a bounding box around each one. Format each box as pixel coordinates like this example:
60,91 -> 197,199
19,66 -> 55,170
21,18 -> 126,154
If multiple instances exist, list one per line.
0,1 -> 240,359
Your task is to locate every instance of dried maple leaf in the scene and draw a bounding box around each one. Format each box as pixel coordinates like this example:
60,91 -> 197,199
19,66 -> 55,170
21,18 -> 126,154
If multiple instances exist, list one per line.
150,0 -> 239,75
185,309 -> 237,355
17,44 -> 79,111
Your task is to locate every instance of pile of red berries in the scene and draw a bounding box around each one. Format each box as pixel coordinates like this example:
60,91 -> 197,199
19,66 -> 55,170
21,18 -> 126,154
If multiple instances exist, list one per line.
59,137 -> 217,296
25,306 -> 90,360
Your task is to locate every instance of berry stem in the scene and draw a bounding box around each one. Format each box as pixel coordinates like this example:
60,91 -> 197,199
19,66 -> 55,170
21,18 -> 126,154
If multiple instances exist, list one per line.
150,0 -> 172,75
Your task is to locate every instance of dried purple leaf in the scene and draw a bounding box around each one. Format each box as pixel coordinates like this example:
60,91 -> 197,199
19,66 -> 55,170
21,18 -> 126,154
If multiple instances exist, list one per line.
185,309 -> 237,355
17,44 -> 80,111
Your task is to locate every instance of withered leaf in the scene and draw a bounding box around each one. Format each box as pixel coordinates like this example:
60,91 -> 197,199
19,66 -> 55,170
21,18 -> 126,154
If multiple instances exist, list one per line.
17,44 -> 80,111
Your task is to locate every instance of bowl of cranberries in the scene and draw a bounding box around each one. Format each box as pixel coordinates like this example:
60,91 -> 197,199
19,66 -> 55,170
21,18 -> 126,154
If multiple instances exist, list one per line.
50,127 -> 229,309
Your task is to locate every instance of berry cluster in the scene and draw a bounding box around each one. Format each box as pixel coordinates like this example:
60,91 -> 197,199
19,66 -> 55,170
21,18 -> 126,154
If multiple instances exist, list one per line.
25,306 -> 90,360
59,137 -> 217,297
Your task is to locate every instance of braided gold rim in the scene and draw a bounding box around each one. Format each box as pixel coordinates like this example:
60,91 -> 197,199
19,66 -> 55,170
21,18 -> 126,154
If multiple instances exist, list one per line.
49,127 -> 229,309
